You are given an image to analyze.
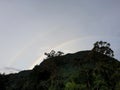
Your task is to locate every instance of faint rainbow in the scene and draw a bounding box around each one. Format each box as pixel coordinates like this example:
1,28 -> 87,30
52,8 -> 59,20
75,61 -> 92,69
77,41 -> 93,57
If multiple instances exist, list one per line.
29,38 -> 81,69
29,36 -> 120,69
8,28 -> 66,67
8,32 -> 47,67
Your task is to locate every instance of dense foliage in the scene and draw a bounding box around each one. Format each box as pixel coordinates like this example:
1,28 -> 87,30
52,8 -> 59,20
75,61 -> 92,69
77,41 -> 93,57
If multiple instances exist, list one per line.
0,50 -> 120,90
92,41 -> 114,57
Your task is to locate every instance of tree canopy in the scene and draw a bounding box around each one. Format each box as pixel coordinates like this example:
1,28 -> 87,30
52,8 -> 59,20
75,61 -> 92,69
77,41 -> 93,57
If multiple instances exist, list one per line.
44,50 -> 64,58
92,41 -> 114,57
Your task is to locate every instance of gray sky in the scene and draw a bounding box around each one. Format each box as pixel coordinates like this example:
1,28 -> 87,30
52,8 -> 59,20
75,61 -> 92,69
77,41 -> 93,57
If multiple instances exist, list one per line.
0,0 -> 120,74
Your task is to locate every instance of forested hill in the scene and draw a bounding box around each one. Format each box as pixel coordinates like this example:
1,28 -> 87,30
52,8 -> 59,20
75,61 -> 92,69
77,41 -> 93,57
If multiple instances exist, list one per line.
0,50 -> 120,90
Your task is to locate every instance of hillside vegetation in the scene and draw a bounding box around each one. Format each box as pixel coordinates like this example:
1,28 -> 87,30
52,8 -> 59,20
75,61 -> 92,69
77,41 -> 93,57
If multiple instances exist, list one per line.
0,41 -> 120,90
0,50 -> 119,90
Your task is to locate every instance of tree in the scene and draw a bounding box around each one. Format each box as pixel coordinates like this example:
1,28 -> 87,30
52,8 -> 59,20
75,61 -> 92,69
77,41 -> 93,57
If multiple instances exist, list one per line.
45,50 -> 64,58
45,50 -> 56,58
92,41 -> 114,57
56,51 -> 64,56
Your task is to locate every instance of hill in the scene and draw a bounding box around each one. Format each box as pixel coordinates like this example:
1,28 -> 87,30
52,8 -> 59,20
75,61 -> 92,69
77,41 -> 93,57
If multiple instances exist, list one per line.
0,50 -> 120,90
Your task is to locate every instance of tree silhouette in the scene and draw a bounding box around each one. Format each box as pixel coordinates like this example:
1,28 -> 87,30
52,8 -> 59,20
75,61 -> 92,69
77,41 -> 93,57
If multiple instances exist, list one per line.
56,51 -> 64,56
45,50 -> 64,58
92,41 -> 114,57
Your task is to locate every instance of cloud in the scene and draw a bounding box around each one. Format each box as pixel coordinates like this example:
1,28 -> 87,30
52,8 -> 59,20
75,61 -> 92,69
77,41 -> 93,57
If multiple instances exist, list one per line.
3,67 -> 21,71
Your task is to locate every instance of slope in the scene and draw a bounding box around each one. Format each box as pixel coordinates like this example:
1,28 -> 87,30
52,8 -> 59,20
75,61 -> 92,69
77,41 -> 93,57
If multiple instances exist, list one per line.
1,50 -> 120,90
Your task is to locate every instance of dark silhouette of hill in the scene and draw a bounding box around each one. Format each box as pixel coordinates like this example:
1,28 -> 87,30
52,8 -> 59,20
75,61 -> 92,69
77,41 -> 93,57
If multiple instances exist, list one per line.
0,50 -> 120,90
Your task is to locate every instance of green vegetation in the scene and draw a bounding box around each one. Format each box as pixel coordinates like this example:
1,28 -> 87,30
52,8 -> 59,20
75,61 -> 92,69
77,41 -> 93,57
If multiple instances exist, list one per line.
0,41 -> 120,90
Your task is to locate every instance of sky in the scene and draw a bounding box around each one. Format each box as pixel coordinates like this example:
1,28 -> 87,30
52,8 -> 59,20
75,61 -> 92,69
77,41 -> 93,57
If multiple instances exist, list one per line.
0,0 -> 120,74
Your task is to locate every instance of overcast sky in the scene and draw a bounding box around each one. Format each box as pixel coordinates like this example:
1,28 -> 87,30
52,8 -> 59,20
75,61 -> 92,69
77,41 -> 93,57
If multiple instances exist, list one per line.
0,0 -> 120,74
